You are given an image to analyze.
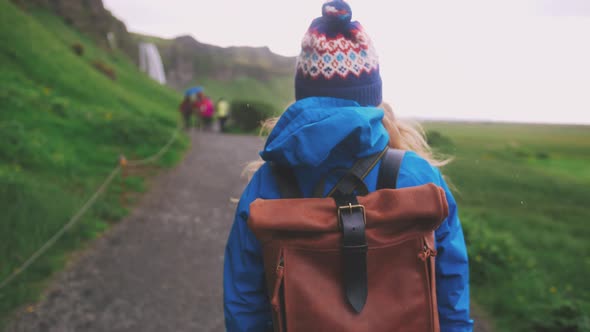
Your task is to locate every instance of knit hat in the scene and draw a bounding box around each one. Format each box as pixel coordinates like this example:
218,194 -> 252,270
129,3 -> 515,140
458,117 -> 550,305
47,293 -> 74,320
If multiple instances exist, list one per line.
295,0 -> 382,107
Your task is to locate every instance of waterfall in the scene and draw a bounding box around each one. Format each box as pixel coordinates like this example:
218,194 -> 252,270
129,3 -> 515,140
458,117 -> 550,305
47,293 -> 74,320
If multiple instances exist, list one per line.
139,43 -> 167,84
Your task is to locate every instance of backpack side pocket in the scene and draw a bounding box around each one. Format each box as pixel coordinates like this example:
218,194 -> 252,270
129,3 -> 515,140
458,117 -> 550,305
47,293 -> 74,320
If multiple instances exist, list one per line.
271,249 -> 287,332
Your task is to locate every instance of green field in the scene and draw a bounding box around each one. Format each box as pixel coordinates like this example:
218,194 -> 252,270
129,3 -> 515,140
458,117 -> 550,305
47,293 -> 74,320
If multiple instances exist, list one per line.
0,0 -> 187,327
424,122 -> 590,331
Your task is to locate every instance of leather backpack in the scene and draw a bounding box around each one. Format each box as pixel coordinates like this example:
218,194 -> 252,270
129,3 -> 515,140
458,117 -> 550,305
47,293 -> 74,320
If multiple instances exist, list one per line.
248,148 -> 448,332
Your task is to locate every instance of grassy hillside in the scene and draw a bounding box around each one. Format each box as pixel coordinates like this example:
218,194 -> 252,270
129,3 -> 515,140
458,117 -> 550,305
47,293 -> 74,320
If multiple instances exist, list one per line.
424,122 -> 590,331
0,0 -> 187,326
10,0 -> 138,62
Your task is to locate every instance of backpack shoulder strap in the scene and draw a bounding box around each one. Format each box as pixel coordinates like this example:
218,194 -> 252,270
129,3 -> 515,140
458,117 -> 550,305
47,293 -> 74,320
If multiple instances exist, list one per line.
324,146 -> 389,197
377,148 -> 406,190
271,163 -> 302,199
271,146 -> 397,199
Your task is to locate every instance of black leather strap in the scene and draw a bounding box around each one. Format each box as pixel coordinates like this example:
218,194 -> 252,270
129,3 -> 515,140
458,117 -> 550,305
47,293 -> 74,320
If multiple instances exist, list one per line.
377,149 -> 405,190
325,147 -> 389,313
333,193 -> 368,313
271,163 -> 302,199
325,147 -> 388,197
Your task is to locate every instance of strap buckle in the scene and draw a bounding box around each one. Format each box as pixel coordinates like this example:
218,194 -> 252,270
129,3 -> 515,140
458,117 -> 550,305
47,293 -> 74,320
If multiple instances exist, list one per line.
337,203 -> 366,229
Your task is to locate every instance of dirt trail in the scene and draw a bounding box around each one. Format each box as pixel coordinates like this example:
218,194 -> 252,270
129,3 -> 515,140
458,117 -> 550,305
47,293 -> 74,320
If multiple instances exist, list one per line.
6,131 -> 491,332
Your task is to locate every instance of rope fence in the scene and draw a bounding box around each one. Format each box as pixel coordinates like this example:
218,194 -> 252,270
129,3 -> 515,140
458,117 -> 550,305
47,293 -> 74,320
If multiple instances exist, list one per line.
0,122 -> 181,291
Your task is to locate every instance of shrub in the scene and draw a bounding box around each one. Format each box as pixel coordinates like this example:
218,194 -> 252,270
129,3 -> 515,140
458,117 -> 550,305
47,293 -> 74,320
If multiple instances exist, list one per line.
493,145 -> 534,161
532,300 -> 590,332
461,216 -> 525,284
426,130 -> 454,152
50,97 -> 69,117
91,60 -> 116,80
0,122 -> 25,163
514,149 -> 530,159
230,100 -> 277,132
71,42 -> 84,56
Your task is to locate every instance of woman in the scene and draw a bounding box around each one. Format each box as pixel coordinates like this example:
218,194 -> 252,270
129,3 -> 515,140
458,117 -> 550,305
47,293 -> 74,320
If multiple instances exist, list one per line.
194,91 -> 214,131
224,1 -> 473,331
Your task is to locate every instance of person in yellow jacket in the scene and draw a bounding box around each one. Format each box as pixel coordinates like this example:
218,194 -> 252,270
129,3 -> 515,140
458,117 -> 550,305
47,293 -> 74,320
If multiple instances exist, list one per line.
216,97 -> 230,133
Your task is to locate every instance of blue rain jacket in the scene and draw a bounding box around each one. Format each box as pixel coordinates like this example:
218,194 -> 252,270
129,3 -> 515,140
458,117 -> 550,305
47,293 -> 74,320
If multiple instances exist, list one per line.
224,97 -> 473,332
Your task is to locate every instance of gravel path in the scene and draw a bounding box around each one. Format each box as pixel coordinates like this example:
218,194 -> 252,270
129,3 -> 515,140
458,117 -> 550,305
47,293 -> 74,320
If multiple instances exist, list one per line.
6,131 -> 491,332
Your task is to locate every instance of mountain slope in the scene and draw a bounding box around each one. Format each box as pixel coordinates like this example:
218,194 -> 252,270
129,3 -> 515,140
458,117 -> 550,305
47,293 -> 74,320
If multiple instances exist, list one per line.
9,0 -> 296,111
135,34 -> 296,111
0,0 -> 187,325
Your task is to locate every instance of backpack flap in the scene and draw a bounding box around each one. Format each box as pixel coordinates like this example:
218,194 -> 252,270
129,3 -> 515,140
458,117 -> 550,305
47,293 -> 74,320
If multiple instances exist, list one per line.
248,183 -> 447,243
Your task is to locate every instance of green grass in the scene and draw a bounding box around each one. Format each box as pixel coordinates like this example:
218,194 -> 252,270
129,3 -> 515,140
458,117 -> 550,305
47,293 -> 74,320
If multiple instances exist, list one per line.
423,122 -> 590,331
0,0 -> 188,327
192,75 -> 294,113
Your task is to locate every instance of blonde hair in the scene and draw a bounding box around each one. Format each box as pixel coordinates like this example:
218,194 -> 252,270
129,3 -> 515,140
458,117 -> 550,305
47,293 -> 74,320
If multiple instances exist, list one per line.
243,101 -> 451,179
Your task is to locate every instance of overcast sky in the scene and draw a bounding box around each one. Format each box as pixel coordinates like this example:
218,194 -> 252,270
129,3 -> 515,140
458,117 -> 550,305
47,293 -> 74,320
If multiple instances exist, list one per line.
103,0 -> 590,124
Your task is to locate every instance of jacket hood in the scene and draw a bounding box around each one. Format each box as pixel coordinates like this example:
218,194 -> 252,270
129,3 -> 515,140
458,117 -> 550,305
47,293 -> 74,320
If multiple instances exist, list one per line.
260,97 -> 389,168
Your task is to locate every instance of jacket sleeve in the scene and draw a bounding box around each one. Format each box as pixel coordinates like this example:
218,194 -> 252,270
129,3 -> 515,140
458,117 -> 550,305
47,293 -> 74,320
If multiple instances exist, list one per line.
223,170 -> 273,332
435,171 -> 474,332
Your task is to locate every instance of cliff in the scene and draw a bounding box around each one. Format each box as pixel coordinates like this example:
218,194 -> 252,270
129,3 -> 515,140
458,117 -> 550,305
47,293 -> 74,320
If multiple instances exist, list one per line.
138,34 -> 296,90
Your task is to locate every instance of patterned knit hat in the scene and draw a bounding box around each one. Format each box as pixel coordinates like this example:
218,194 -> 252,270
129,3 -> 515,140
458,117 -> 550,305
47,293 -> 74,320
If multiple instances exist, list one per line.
295,0 -> 382,106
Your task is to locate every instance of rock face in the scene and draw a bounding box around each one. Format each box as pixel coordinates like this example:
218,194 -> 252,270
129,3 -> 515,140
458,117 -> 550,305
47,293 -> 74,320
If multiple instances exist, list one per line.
11,0 -> 137,62
11,0 -> 296,91
159,35 -> 296,90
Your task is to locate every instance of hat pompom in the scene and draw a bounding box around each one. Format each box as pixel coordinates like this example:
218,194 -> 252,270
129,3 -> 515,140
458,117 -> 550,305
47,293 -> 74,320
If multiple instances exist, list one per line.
321,0 -> 352,26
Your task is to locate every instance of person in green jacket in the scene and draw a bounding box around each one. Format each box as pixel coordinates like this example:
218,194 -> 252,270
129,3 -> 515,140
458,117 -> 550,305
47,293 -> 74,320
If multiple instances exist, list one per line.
216,97 -> 230,133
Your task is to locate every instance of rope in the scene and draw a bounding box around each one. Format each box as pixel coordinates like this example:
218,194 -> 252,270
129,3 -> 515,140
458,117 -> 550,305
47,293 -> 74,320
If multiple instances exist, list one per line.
127,128 -> 179,167
0,122 -> 181,291
0,166 -> 121,290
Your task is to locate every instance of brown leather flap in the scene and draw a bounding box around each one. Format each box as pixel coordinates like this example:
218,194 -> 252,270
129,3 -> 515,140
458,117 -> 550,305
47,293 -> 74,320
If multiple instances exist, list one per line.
248,183 -> 448,243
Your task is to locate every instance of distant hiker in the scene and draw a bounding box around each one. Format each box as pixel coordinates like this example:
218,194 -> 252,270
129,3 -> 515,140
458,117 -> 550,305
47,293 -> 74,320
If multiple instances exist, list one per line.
223,1 -> 473,332
216,97 -> 230,132
194,91 -> 214,131
178,95 -> 193,129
